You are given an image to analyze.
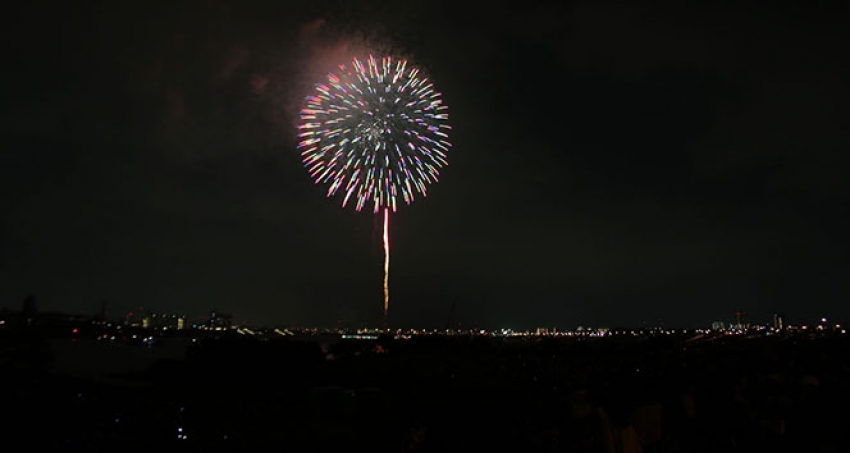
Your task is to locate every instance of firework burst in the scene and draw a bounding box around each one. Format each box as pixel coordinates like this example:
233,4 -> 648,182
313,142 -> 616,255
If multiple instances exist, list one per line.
297,55 -> 451,213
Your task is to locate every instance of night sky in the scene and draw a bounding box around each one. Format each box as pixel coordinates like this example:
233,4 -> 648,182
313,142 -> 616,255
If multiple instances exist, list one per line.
3,1 -> 849,329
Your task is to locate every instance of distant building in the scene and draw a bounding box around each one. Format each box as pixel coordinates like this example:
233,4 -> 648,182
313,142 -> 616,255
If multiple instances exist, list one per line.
733,310 -> 748,329
208,311 -> 233,330
124,307 -> 146,328
773,313 -> 786,330
143,312 -> 186,330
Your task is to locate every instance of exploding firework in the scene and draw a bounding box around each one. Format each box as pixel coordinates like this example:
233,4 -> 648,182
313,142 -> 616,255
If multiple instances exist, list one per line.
297,55 -> 451,213
297,54 -> 452,324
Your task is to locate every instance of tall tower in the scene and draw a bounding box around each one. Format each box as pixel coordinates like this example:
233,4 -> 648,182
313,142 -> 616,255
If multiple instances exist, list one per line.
773,313 -> 785,330
734,310 -> 745,329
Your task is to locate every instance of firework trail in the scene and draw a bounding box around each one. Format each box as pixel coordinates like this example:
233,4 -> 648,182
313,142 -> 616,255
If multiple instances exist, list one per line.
383,208 -> 390,319
297,54 -> 451,324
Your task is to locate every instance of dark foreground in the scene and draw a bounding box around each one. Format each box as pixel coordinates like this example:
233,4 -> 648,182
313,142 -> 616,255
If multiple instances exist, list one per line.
2,329 -> 848,452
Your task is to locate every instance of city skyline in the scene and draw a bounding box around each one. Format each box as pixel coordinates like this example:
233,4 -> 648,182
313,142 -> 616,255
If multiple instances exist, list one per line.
1,294 -> 841,332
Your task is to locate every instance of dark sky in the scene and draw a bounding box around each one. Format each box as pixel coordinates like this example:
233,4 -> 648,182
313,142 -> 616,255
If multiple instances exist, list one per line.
3,1 -> 849,329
